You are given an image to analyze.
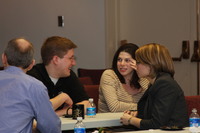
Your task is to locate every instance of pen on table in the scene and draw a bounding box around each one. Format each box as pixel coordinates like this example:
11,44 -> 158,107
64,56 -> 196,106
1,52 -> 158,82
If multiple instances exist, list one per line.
129,110 -> 137,112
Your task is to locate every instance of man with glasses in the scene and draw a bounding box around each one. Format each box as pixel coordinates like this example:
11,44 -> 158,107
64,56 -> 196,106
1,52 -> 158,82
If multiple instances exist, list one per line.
27,36 -> 89,116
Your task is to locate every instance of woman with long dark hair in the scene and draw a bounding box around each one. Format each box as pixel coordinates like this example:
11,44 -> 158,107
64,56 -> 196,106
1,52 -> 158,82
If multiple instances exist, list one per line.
98,43 -> 149,113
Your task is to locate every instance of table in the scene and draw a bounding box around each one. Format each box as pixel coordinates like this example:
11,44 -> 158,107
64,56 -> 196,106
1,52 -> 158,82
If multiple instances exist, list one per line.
60,112 -> 123,130
118,127 -> 192,133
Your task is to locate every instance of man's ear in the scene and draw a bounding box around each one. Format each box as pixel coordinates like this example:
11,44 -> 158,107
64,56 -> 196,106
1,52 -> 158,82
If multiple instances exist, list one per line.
52,55 -> 60,65
2,53 -> 8,67
27,59 -> 35,71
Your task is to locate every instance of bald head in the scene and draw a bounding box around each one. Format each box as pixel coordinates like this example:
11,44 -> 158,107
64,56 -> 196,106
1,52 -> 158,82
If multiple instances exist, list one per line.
15,39 -> 32,51
3,38 -> 34,69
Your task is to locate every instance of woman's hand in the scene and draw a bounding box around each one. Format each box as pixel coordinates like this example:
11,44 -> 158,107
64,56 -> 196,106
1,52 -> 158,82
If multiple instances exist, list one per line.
129,59 -> 137,70
120,112 -> 141,128
124,110 -> 138,117
131,111 -> 138,117
120,113 -> 133,125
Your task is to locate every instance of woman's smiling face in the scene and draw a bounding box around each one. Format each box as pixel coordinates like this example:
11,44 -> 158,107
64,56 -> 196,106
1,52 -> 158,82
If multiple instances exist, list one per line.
117,52 -> 134,78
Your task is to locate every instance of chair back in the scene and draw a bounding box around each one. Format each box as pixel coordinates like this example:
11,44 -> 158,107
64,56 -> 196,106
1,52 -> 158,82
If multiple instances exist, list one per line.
84,85 -> 99,112
79,77 -> 93,85
185,95 -> 200,116
77,68 -> 105,85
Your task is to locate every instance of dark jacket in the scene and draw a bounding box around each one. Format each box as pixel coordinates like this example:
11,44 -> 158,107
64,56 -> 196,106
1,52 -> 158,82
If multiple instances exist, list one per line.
27,63 -> 89,109
137,72 -> 189,129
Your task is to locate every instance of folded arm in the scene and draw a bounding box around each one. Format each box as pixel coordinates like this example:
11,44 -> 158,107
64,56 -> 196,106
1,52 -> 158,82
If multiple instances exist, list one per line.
50,92 -> 73,110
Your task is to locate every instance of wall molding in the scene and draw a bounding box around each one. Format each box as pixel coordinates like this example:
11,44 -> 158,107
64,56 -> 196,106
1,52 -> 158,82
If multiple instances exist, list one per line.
105,0 -> 120,68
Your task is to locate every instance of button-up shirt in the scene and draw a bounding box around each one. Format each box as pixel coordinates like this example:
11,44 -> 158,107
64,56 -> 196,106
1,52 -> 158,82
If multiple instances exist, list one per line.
0,66 -> 61,133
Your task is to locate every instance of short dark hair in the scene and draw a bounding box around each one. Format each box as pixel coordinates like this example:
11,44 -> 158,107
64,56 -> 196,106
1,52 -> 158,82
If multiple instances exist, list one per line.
41,36 -> 77,65
112,43 -> 141,88
4,38 -> 34,69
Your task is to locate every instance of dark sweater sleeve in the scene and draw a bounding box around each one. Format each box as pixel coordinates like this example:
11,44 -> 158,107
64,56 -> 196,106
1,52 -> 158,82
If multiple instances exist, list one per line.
140,78 -> 188,129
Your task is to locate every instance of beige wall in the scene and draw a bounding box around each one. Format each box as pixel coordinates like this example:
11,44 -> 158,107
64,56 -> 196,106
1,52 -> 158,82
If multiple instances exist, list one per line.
117,0 -> 197,96
0,0 -> 106,72
0,0 -> 198,96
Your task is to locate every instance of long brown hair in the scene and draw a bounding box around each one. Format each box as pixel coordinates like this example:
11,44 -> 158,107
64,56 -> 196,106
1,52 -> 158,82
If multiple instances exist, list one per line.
112,43 -> 141,88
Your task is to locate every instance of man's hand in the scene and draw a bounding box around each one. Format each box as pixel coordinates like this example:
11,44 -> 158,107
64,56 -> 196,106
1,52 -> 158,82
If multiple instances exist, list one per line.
62,93 -> 73,106
50,93 -> 73,110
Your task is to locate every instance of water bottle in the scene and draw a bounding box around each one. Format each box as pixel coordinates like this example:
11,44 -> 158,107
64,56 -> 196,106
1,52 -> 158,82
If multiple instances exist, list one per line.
190,108 -> 200,127
74,117 -> 86,133
86,98 -> 96,118
189,108 -> 200,133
